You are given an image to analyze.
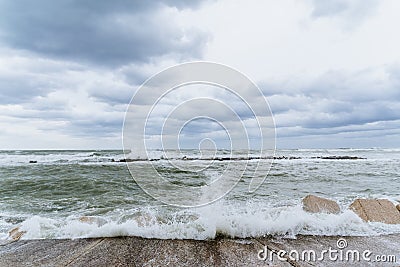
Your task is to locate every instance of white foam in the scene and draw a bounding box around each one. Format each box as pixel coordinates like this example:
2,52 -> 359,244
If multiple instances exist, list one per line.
3,201 -> 400,241
0,151 -> 123,166
19,216 -> 59,239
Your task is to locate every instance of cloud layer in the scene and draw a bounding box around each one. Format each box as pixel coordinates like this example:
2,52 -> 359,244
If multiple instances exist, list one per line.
0,0 -> 206,66
0,0 -> 399,149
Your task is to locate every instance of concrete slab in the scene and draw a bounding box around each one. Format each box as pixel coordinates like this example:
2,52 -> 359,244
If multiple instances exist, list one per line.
0,235 -> 399,266
0,237 -> 272,267
0,238 -> 103,266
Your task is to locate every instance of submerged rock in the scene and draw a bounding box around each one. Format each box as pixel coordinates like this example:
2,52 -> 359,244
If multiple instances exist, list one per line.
79,216 -> 107,226
302,195 -> 340,214
311,156 -> 366,160
119,158 -> 146,162
8,226 -> 26,241
349,199 -> 400,224
134,213 -> 155,227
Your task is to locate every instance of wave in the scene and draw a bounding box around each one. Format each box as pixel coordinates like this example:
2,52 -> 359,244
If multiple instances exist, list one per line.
1,149 -> 400,241
0,150 -> 125,166
4,202 -> 400,240
1,147 -> 400,168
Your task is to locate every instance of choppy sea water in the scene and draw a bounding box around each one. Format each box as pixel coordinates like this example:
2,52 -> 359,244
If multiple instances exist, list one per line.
0,149 -> 400,240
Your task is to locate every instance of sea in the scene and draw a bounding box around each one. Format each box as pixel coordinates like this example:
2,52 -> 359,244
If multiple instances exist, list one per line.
0,148 -> 400,240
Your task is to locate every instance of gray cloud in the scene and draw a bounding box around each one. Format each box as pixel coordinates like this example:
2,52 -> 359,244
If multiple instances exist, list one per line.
263,66 -> 400,101
311,0 -> 348,17
285,120 -> 400,138
87,81 -> 133,105
303,69 -> 400,102
4,102 -> 125,138
310,0 -> 378,19
61,118 -> 123,138
0,74 -> 55,104
301,102 -> 400,129
261,65 -> 400,141
0,0 -> 399,149
0,0 -> 209,67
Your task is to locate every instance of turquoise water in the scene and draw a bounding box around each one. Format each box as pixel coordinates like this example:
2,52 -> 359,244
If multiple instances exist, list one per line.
1,149 -> 400,240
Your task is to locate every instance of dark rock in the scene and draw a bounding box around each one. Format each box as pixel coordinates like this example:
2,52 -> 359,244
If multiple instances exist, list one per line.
28,161 -> 37,164
119,158 -> 142,162
319,156 -> 366,160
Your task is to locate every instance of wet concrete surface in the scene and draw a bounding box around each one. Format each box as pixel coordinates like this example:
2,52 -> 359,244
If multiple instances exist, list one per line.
0,235 -> 399,266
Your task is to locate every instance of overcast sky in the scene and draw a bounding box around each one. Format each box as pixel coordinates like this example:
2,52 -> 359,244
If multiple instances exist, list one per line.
0,0 -> 399,149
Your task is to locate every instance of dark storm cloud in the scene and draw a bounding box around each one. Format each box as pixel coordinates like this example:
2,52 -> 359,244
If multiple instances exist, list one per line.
0,0 -> 208,67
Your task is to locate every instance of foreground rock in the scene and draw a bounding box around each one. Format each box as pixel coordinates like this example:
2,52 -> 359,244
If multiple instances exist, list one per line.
302,194 -> 340,214
8,227 -> 26,241
0,237 -> 267,267
350,199 -> 400,224
1,235 -> 400,266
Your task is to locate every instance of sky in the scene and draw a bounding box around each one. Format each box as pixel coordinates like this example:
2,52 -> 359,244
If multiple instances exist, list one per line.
0,0 -> 399,150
